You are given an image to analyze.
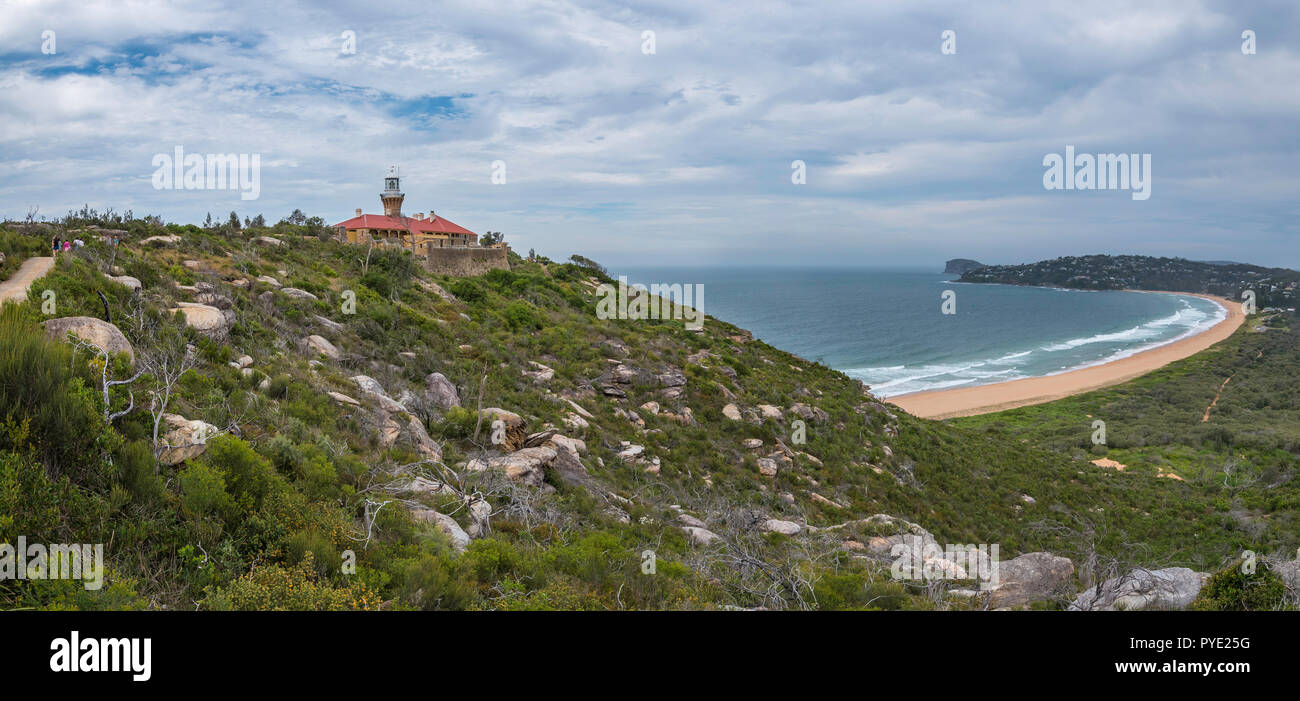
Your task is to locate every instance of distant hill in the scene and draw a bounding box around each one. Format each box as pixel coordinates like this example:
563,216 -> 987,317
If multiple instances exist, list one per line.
958,254 -> 1299,309
944,258 -> 985,274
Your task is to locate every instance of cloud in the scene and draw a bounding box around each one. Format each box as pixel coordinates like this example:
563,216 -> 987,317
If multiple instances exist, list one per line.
0,0 -> 1296,268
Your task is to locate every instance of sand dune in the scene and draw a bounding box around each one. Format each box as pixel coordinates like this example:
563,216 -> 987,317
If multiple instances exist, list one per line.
889,292 -> 1245,420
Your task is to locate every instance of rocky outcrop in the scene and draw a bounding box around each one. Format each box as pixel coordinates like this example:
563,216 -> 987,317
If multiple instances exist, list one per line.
409,508 -> 470,552
42,316 -> 135,365
423,373 -> 460,410
466,446 -> 556,486
479,407 -> 526,451
351,375 -> 405,413
157,414 -> 220,466
984,553 -> 1075,609
280,287 -> 318,300
1070,567 -> 1208,611
170,303 -> 233,339
300,335 -> 340,361
107,275 -> 142,292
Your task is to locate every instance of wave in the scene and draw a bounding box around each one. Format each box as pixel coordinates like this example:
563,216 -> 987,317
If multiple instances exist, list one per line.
1039,303 -> 1210,352
857,295 -> 1226,397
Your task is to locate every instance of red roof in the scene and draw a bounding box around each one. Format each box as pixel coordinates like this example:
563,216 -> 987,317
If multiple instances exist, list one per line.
333,213 -> 477,237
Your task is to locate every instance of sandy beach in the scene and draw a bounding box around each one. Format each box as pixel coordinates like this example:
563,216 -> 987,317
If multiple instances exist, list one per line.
889,291 -> 1245,420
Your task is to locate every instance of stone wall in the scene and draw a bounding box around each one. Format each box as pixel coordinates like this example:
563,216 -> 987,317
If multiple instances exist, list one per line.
422,245 -> 510,277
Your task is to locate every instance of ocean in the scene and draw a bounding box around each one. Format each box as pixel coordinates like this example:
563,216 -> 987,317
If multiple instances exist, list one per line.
611,266 -> 1226,398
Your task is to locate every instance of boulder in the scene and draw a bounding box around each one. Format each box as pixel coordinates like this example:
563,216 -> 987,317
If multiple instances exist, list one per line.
722,403 -> 742,421
466,446 -> 556,487
479,407 -> 525,450
107,275 -> 142,292
140,234 -> 181,246
42,317 -> 135,366
256,275 -> 282,288
351,375 -> 405,413
985,553 -> 1075,609
300,335 -> 340,361
312,315 -> 344,333
254,236 -> 283,247
1070,567 -> 1208,611
757,404 -> 783,420
424,373 -> 461,409
761,519 -> 803,535
547,435 -> 588,479
280,287 -> 318,300
170,303 -> 230,338
522,361 -> 554,383
409,509 -> 470,553
683,526 -> 722,546
328,391 -> 361,407
157,414 -> 219,466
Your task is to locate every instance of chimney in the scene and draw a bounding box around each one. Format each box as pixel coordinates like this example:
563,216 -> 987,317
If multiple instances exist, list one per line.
355,208 -> 362,217
414,213 -> 424,221
428,210 -> 436,220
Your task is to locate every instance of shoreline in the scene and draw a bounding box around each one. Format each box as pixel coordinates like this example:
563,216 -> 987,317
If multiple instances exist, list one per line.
887,290 -> 1245,420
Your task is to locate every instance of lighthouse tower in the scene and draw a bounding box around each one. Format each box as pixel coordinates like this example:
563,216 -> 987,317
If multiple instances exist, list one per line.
380,165 -> 405,217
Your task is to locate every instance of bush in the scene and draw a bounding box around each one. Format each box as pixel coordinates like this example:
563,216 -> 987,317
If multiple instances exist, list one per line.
1191,561 -> 1294,611
0,305 -> 105,477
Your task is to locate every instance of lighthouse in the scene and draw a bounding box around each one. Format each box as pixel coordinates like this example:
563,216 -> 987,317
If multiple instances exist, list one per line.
380,165 -> 404,217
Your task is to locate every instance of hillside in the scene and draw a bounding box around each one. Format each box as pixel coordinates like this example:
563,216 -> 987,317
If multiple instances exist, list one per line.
958,254 -> 1300,309
1,213 -> 1297,611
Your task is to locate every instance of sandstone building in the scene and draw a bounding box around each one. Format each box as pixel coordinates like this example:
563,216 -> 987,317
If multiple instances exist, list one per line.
333,167 -> 509,276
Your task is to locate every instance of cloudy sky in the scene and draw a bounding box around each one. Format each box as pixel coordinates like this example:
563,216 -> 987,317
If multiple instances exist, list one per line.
1,0 -> 1297,268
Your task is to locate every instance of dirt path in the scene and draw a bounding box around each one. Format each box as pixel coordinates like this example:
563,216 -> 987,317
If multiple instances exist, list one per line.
1202,377 -> 1231,422
0,256 -> 55,305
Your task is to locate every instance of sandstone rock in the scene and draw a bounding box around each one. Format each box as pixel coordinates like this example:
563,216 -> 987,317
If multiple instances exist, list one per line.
522,361 -> 554,383
757,457 -> 780,477
312,315 -> 344,333
985,553 -> 1075,609
741,438 -> 763,450
479,407 -> 525,450
639,401 -> 660,414
170,303 -> 230,338
254,236 -> 283,247
42,317 -> 135,366
256,275 -> 281,288
300,335 -> 340,361
683,526 -> 721,546
107,275 -> 142,292
1070,567 -> 1208,611
565,399 -> 594,419
328,391 -> 361,407
236,354 -> 253,369
157,414 -> 219,466
722,404 -> 742,421
280,287 -> 319,300
466,446 -> 556,486
788,403 -> 829,422
409,509 -> 470,553
761,519 -> 803,535
141,234 -> 181,246
678,513 -> 707,529
757,404 -> 783,420
351,375 -> 405,413
423,372 -> 460,409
